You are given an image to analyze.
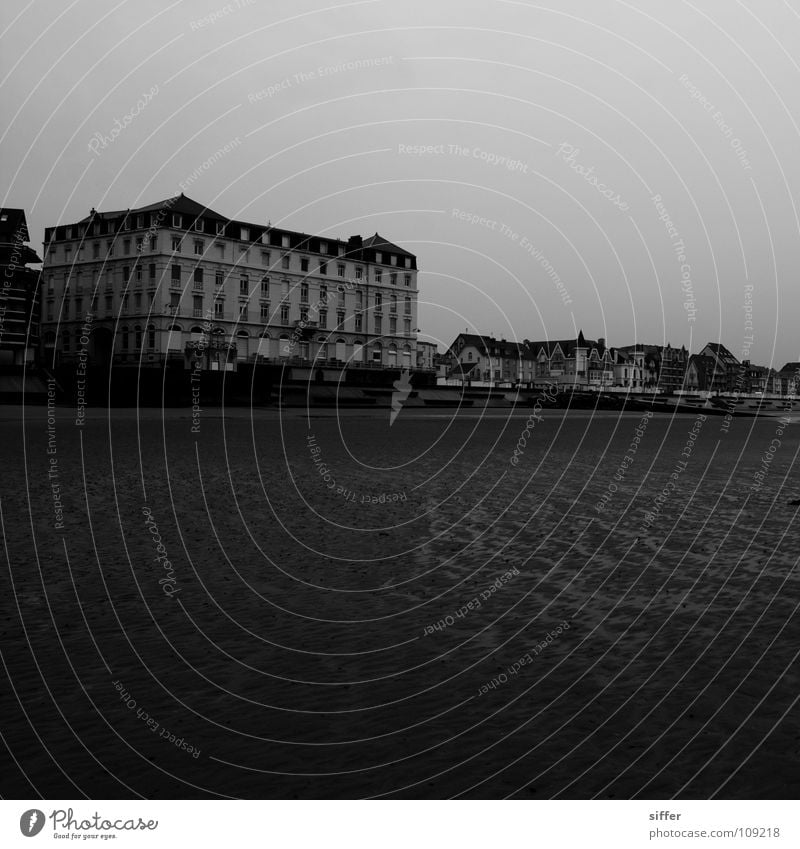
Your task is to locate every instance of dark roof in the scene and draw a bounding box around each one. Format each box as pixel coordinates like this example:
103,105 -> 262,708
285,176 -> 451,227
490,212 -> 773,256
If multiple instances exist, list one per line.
777,362 -> 800,376
361,233 -> 415,258
0,209 -> 41,262
0,209 -> 29,242
701,342 -> 739,365
78,194 -> 223,224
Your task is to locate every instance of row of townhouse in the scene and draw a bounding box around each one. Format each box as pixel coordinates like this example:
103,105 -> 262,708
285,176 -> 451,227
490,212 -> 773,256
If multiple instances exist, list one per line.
447,331 -> 630,389
445,334 -> 798,395
40,194 -> 422,373
686,343 -> 800,395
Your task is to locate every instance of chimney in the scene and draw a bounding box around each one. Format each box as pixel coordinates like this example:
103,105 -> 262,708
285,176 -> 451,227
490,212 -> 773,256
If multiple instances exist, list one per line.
598,337 -> 605,347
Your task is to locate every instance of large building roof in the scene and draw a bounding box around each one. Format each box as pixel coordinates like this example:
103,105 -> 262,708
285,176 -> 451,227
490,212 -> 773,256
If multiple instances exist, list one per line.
48,194 -> 417,267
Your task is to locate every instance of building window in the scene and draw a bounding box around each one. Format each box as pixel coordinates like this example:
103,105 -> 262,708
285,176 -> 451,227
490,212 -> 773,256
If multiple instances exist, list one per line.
336,309 -> 345,327
261,250 -> 270,265
149,263 -> 156,280
355,266 -> 363,279
319,240 -> 327,254
404,297 -> 411,314
300,306 -> 308,322
390,273 -> 397,286
337,263 -> 345,277
239,246 -> 249,262
64,247 -> 72,262
239,302 -> 248,319
148,325 -> 156,348
240,275 -> 249,295
123,239 -> 131,255
240,227 -> 249,241
216,244 -> 225,259
62,332 -> 70,352
215,270 -> 224,288
404,319 -> 411,335
122,266 -> 130,281
354,314 -> 362,332
135,264 -> 142,282
337,286 -> 345,307
136,237 -> 144,253
150,236 -> 157,251
214,300 -> 224,317
280,304 -> 290,324
300,257 -> 309,272
318,309 -> 327,328
260,303 -> 270,320
374,316 -> 382,334
172,236 -> 182,252
75,297 -> 83,315
375,268 -> 382,283
319,261 -> 327,275
121,327 -> 129,349
105,295 -> 113,314
193,295 -> 204,317
260,279 -> 269,297
46,300 -> 54,321
319,284 -> 327,301
194,219 -> 204,233
300,283 -> 308,303
374,293 -> 382,311
216,222 -> 225,235
172,215 -> 182,228
194,268 -> 204,286
171,264 -> 181,281
281,234 -> 290,248
194,240 -> 204,255
92,243 -> 100,258
107,240 -> 114,257
135,293 -> 142,309
170,292 -> 180,309
404,274 -> 411,287
389,317 -> 396,334
390,295 -> 397,312
281,254 -> 290,270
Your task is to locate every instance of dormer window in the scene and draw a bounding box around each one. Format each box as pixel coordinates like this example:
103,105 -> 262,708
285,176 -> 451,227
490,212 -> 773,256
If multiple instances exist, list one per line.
172,214 -> 182,228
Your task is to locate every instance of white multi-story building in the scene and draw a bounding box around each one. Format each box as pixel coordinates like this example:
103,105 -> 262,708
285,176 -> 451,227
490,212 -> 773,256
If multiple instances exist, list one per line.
40,194 -> 419,373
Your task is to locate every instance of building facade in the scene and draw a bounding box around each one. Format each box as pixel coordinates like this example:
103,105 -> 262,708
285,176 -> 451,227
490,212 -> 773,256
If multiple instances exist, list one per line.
40,194 -> 419,374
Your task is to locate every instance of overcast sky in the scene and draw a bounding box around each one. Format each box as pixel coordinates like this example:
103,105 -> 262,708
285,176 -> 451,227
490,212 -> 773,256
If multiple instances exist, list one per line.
2,0 -> 799,366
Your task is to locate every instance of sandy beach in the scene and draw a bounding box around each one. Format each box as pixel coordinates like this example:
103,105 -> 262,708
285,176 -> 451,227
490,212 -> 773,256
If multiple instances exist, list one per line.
1,403 -> 798,799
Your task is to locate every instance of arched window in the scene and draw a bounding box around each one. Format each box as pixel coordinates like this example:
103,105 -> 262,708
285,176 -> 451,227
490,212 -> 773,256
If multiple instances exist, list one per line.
372,341 -> 382,363
121,326 -> 129,349
316,336 -> 328,360
388,343 -> 398,366
134,325 -> 143,348
147,324 -> 156,349
279,334 -> 291,357
402,344 -> 412,366
62,330 -> 71,352
353,339 -> 364,362
257,332 -> 271,358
